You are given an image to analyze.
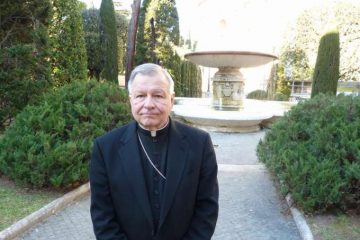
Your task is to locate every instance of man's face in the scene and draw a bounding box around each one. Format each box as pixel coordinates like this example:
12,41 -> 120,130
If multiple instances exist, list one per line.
129,72 -> 174,131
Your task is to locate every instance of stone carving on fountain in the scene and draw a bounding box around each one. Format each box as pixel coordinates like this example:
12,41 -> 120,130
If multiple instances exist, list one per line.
212,67 -> 245,110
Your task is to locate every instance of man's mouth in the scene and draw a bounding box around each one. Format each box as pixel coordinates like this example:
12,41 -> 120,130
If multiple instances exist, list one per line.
141,113 -> 157,116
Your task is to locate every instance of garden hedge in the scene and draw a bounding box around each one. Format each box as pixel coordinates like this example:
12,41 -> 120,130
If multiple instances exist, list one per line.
246,90 -> 268,100
257,93 -> 360,212
0,80 -> 132,188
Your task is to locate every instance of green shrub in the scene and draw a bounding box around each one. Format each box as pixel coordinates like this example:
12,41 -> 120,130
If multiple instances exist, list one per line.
311,30 -> 340,98
0,80 -> 132,188
246,90 -> 268,100
99,0 -> 118,82
0,44 -> 51,131
273,93 -> 289,101
257,94 -> 360,212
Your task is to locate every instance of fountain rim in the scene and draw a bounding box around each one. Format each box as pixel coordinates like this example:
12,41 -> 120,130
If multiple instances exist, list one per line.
184,50 -> 278,60
184,50 -> 278,68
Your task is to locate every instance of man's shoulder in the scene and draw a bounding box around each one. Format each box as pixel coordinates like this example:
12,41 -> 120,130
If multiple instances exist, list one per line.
96,121 -> 135,143
172,119 -> 209,138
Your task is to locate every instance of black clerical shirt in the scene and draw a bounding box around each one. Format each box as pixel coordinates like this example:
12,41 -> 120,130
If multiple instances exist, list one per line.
137,122 -> 170,232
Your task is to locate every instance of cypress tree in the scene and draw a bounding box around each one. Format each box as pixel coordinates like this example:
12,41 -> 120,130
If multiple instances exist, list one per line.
311,30 -> 340,98
82,8 -> 102,80
174,60 -> 202,97
0,0 -> 52,130
115,12 -> 128,74
99,0 -> 118,83
135,0 -> 152,65
50,0 -> 88,86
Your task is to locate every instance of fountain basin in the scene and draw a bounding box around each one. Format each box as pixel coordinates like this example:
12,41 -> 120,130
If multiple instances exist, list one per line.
185,51 -> 277,68
172,97 -> 296,133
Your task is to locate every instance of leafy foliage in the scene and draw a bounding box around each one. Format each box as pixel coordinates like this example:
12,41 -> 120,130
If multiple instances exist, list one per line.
50,0 -> 88,86
278,47 -> 313,82
275,47 -> 311,99
135,0 -> 152,65
82,7 -> 127,78
135,0 -> 180,65
0,0 -> 52,131
170,59 -> 202,97
115,12 -> 128,74
282,2 -> 360,82
257,94 -> 360,212
0,80 -> 132,188
82,8 -> 102,80
99,0 -> 118,82
311,30 -> 340,98
134,0 -> 200,96
246,90 -> 268,100
275,63 -> 291,99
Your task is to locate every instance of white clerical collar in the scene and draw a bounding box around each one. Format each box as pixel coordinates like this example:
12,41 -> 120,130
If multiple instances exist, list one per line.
138,118 -> 169,137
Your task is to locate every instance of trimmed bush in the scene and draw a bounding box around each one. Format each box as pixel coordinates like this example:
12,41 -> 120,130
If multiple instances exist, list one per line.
311,30 -> 340,98
257,94 -> 360,212
273,93 -> 289,101
99,0 -> 118,82
246,90 -> 268,100
0,80 -> 132,188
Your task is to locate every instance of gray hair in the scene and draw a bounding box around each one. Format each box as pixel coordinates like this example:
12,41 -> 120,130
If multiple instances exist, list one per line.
128,63 -> 175,95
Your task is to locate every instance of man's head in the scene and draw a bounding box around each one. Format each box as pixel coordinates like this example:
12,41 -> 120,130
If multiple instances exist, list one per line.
128,63 -> 175,131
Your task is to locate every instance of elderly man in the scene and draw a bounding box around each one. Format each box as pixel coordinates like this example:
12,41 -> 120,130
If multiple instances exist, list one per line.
90,63 -> 219,240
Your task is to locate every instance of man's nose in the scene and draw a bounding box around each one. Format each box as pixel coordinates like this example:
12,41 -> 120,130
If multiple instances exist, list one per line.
143,95 -> 155,107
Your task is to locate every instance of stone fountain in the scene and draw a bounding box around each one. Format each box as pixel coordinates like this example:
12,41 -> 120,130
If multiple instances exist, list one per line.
170,50 -> 295,133
185,50 -> 277,110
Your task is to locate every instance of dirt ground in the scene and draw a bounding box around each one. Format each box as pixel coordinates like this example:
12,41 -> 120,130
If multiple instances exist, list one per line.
307,210 -> 360,240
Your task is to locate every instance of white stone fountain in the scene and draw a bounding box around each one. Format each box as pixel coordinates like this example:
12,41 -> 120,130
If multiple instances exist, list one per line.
185,50 -> 277,110
170,50 -> 295,133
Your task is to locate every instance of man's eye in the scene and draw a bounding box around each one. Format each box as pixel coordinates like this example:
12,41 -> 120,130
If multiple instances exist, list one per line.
154,95 -> 164,98
135,95 -> 145,98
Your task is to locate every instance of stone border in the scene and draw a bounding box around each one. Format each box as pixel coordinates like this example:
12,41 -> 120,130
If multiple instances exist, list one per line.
0,183 -> 90,240
286,194 -> 314,240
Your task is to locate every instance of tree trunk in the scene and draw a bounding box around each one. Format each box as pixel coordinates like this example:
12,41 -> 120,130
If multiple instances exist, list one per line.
125,0 -> 141,88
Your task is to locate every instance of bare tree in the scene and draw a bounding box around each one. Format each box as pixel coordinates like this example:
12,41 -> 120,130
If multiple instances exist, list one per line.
125,0 -> 141,88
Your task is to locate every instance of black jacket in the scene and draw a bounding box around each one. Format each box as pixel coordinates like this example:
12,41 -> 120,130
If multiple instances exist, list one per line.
90,119 -> 219,240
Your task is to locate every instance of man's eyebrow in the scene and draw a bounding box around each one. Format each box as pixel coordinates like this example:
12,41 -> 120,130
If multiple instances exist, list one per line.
152,89 -> 166,93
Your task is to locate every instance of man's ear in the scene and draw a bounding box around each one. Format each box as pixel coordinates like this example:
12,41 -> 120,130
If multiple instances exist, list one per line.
171,93 -> 175,105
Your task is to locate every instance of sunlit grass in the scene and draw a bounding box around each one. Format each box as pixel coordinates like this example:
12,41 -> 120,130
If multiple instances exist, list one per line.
0,178 -> 61,231
309,213 -> 360,240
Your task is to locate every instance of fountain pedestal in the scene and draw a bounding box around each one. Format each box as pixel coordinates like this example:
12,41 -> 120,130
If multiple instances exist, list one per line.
212,67 -> 244,110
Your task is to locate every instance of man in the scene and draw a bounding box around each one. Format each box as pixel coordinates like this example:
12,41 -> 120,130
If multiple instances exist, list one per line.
90,63 -> 219,240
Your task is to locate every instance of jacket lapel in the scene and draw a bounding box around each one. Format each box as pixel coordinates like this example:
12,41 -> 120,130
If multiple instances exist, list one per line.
159,121 -> 188,229
117,122 -> 153,228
